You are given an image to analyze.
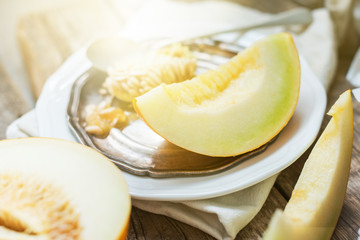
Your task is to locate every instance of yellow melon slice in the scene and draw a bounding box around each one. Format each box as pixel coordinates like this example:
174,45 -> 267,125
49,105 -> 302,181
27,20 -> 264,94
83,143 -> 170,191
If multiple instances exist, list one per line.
262,90 -> 353,240
0,138 -> 131,240
133,32 -> 301,156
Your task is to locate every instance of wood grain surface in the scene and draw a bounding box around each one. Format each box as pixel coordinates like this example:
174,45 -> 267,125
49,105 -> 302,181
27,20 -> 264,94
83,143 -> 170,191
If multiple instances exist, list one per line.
1,1 -> 359,239
0,64 -> 29,139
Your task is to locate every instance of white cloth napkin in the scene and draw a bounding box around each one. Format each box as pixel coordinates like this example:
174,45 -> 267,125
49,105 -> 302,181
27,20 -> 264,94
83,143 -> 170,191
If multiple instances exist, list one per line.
7,1 -> 342,239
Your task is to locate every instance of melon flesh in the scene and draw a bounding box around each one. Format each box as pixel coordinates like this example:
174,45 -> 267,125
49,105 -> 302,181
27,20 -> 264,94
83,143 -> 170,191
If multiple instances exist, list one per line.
0,138 -> 131,240
262,90 -> 353,240
134,33 -> 300,156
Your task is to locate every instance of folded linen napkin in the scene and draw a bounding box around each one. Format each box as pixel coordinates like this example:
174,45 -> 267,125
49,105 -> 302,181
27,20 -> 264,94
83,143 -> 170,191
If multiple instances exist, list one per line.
7,1 -> 341,239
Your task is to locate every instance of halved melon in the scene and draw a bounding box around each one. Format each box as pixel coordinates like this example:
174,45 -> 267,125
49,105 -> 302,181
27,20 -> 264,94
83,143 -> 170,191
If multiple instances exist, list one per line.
262,90 -> 353,240
0,138 -> 131,240
134,33 -> 300,156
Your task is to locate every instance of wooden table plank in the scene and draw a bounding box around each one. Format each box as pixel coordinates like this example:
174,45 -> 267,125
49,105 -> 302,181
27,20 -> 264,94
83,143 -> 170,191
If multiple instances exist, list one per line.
129,207 -> 215,240
0,63 -> 29,139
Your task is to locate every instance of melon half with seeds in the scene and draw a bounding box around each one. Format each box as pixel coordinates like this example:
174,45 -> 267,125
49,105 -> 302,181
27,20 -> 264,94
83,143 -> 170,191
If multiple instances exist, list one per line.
0,138 -> 131,240
134,33 -> 301,156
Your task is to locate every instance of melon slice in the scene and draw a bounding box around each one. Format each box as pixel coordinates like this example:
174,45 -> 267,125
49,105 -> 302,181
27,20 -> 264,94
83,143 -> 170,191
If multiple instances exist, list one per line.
133,33 -> 300,156
262,90 -> 353,240
0,138 -> 131,240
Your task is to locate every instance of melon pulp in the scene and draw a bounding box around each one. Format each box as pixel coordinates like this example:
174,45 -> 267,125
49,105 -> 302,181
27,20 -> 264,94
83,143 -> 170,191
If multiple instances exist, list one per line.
0,138 -> 131,240
133,33 -> 301,157
262,90 -> 353,240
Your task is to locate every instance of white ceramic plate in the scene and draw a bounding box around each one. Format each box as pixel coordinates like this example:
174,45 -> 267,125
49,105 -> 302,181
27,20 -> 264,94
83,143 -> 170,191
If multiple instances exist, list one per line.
36,41 -> 327,201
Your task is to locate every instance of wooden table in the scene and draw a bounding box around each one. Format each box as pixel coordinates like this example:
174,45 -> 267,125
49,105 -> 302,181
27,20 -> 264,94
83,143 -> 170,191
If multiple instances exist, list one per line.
1,1 -> 359,239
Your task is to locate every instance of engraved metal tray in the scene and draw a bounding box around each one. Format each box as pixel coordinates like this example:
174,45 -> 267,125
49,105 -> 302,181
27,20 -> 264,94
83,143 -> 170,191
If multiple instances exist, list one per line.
67,39 -> 274,177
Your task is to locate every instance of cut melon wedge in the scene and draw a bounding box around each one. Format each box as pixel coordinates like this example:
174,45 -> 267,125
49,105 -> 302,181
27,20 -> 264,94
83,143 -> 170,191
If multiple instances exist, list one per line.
134,33 -> 300,156
262,90 -> 353,240
0,138 -> 131,240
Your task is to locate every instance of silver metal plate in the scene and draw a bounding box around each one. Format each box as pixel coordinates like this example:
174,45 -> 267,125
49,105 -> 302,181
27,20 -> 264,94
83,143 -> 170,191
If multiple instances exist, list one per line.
67,39 -> 274,177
